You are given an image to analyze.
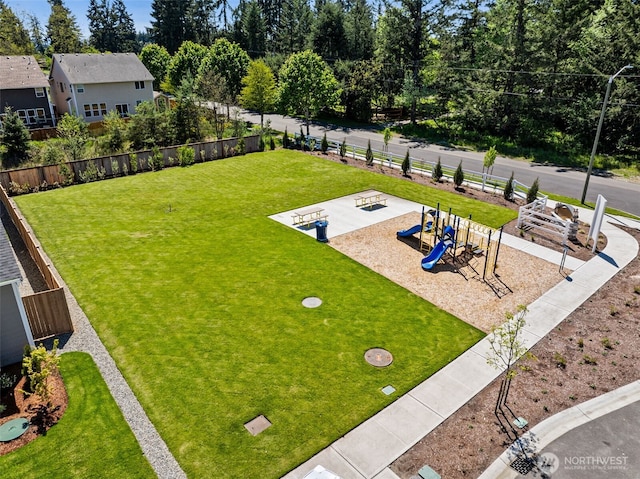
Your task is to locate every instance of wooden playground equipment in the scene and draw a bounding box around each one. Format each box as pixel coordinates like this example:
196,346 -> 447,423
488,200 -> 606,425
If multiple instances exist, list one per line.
412,204 -> 511,297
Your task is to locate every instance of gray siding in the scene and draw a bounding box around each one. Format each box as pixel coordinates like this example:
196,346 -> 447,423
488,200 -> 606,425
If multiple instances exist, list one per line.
0,88 -> 55,128
1,284 -> 30,366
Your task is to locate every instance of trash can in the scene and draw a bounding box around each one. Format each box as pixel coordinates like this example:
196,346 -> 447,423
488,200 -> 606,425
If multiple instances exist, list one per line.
315,220 -> 328,243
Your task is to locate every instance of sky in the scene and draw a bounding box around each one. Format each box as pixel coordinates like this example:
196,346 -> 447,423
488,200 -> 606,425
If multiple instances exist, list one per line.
7,0 -> 239,38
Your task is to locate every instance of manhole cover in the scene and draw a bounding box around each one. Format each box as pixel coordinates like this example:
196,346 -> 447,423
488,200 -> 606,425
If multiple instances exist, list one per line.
302,297 -> 322,308
365,348 -> 393,367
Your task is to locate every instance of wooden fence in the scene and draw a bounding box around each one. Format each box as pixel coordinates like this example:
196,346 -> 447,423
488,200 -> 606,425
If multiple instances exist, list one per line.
0,135 -> 261,193
517,197 -> 573,245
1,184 -> 74,340
22,288 -> 74,340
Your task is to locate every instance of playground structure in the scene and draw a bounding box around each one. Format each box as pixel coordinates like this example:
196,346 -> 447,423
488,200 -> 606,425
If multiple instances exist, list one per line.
398,204 -> 509,296
517,198 -> 579,245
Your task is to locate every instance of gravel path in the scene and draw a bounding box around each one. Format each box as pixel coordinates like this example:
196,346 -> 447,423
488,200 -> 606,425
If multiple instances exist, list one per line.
1,205 -> 186,479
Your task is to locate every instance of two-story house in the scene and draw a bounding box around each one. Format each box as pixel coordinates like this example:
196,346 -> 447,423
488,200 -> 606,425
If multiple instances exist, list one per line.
0,55 -> 56,129
49,53 -> 154,122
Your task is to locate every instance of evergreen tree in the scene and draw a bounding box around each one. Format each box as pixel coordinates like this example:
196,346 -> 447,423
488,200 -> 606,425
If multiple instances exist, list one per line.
504,171 -> 514,201
526,177 -> 539,204
339,138 -> 346,158
1,107 -> 31,169
0,1 -> 34,55
276,0 -> 313,54
112,0 -> 138,52
172,77 -> 202,144
29,15 -> 46,55
46,0 -> 82,53
453,161 -> 465,189
257,0 -> 282,51
321,132 -> 328,153
87,0 -> 113,51
241,0 -> 267,58
433,156 -> 443,182
401,149 -> 411,176
150,0 -> 193,54
365,139 -> 373,166
283,127 -> 290,148
188,0 -> 216,46
312,1 -> 348,60
344,0 -> 374,60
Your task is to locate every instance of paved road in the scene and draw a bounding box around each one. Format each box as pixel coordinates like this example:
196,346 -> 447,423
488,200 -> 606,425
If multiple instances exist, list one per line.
516,401 -> 640,479
241,111 -> 640,216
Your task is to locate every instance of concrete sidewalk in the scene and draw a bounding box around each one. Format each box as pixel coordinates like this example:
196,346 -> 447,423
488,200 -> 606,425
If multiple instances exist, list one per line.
282,203 -> 639,479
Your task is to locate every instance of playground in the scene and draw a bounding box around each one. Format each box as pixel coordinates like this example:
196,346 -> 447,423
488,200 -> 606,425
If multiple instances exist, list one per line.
275,191 -> 571,332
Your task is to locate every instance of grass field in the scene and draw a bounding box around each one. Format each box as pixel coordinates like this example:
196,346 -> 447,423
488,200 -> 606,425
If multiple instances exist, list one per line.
14,150 -> 516,478
0,353 -> 155,479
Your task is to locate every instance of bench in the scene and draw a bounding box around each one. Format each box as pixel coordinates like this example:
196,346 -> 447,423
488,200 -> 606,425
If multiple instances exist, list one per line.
292,207 -> 327,227
355,192 -> 388,210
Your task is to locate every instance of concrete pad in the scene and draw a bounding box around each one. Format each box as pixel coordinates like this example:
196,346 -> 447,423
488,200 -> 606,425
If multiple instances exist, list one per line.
373,395 -> 444,447
437,352 -> 502,392
533,277 -> 594,312
523,299 -> 574,337
282,448 -> 365,479
333,417 -> 409,478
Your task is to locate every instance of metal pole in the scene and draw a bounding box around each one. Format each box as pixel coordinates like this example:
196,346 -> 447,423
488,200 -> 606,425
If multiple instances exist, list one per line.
581,65 -> 633,204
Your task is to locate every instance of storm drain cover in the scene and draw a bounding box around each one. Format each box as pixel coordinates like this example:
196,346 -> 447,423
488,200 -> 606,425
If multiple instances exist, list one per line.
510,457 -> 535,475
302,297 -> 322,308
244,415 -> 271,436
365,348 -> 393,367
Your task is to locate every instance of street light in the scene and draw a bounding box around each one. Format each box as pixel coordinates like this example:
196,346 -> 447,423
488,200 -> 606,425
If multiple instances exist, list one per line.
581,64 -> 633,204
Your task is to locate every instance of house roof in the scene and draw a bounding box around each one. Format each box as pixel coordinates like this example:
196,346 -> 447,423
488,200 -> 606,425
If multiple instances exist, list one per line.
51,53 -> 154,84
0,224 -> 22,285
0,56 -> 49,90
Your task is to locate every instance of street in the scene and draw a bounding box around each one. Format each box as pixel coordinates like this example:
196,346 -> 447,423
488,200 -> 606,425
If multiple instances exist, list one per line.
240,110 -> 640,217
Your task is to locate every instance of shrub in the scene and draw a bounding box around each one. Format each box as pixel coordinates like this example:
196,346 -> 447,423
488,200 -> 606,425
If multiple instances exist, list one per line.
270,136 -> 276,150
583,355 -> 598,365
526,177 -> 540,204
504,171 -> 515,201
79,161 -> 99,183
553,352 -> 567,369
150,146 -> 164,171
129,153 -> 138,173
483,145 -> 497,174
22,340 -> 60,403
453,161 -> 464,189
339,139 -> 347,158
0,372 -> 16,391
258,136 -> 265,152
577,337 -> 584,348
365,140 -> 374,166
177,145 -> 195,166
110,158 -> 120,177
236,137 -> 246,155
401,149 -> 411,176
299,128 -> 306,150
601,337 -> 613,350
321,133 -> 328,153
58,163 -> 74,186
283,128 -> 290,148
433,157 -> 443,182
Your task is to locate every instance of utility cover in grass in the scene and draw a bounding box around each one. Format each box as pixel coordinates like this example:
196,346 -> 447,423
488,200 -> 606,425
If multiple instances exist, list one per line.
244,415 -> 271,436
365,348 -> 393,367
381,385 -> 396,395
302,297 -> 322,308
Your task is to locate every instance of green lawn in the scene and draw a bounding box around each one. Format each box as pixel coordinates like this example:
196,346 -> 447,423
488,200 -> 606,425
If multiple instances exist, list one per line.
14,150 -> 515,478
0,353 -> 155,479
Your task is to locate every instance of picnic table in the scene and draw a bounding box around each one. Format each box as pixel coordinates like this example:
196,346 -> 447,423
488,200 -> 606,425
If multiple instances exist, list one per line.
355,191 -> 388,210
292,206 -> 327,227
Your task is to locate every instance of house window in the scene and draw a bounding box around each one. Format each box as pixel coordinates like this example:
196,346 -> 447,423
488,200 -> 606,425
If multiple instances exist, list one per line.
115,104 -> 130,117
83,103 -> 107,117
136,100 -> 142,106
35,87 -> 45,98
76,84 -> 85,93
135,81 -> 145,90
59,82 -> 65,93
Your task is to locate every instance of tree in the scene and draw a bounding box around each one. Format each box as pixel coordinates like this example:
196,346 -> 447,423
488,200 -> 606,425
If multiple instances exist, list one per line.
453,161 -> 464,189
172,78 -> 203,144
365,139 -> 373,166
112,0 -> 138,52
433,156 -> 443,182
339,138 -> 347,158
283,127 -> 290,148
321,132 -> 328,153
29,15 -> 46,55
150,0 -> 193,54
87,0 -> 113,51
483,145 -> 497,175
338,59 -> 382,123
487,306 -> 533,444
188,0 -> 217,46
526,177 -> 539,204
127,101 -> 174,149
401,149 -> 411,176
312,1 -> 348,60
504,171 -> 515,201
278,50 -> 340,136
166,40 -> 209,91
238,0 -> 266,58
0,1 -> 34,55
344,0 -> 374,60
1,107 -> 31,168
46,0 -> 82,53
139,43 -> 171,90
103,109 -> 127,153
276,0 -> 313,54
239,59 -> 277,127
57,113 -> 88,162
197,39 -> 251,113
383,127 -> 392,162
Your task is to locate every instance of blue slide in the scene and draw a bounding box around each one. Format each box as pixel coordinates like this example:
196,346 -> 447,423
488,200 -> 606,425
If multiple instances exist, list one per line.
421,226 -> 455,271
397,222 -> 433,237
